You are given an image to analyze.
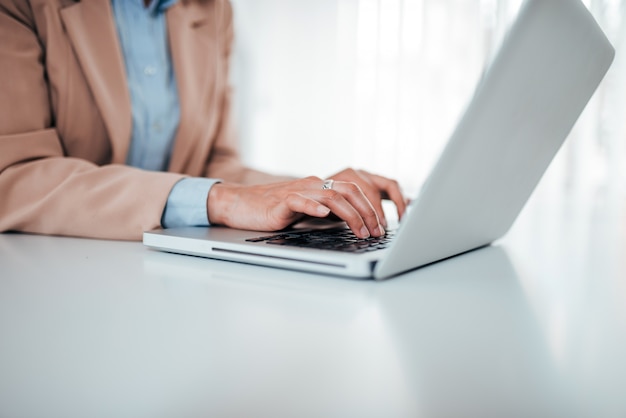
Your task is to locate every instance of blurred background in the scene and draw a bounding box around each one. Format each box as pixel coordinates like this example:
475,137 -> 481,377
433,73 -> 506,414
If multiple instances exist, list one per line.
229,0 -> 626,199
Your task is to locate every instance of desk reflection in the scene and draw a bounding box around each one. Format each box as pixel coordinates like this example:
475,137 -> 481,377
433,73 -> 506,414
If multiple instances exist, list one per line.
1,233 -> 619,417
142,245 -> 572,417
373,246 -> 573,418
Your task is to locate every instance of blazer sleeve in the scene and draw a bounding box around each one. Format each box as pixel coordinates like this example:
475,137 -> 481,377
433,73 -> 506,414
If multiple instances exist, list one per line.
202,0 -> 292,185
0,4 -> 185,240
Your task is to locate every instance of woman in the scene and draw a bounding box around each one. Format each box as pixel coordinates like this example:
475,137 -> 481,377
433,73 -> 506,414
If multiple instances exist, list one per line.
0,0 -> 406,240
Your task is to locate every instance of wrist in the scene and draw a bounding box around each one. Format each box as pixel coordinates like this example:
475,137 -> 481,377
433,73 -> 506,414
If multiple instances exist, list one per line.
207,183 -> 236,226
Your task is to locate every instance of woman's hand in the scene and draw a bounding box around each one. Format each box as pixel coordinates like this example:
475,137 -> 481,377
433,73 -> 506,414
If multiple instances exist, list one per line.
327,168 -> 407,228
207,176 -> 389,239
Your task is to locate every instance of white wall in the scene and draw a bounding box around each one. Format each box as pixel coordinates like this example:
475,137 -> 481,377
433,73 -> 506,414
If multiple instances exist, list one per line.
230,0 -> 348,179
230,0 -> 626,197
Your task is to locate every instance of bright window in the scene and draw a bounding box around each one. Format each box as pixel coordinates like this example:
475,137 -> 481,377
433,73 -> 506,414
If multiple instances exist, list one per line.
231,0 -> 626,197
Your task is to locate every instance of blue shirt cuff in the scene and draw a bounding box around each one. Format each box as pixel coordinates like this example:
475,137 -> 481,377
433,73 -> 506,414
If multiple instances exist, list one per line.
162,178 -> 221,228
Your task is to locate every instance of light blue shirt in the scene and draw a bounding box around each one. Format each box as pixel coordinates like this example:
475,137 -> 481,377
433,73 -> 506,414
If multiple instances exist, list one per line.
111,0 -> 219,228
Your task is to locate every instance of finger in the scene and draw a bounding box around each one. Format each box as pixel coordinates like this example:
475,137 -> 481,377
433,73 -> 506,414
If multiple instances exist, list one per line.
309,192 -> 378,239
265,193 -> 331,231
328,169 -> 388,228
352,170 -> 389,228
331,181 -> 385,237
311,190 -> 372,238
367,173 -> 407,219
303,176 -> 383,237
282,193 -> 331,219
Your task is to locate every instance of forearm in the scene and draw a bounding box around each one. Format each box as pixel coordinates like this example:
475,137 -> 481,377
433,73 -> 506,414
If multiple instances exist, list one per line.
0,157 -> 184,240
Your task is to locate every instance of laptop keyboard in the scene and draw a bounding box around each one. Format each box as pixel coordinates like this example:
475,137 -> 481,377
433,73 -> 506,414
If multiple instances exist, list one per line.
245,228 -> 396,253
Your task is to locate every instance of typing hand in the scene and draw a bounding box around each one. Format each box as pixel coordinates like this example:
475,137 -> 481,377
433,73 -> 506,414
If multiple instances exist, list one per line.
207,176 -> 388,239
326,168 -> 407,228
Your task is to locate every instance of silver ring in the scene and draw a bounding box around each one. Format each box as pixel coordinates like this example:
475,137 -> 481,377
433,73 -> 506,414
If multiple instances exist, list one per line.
322,179 -> 334,190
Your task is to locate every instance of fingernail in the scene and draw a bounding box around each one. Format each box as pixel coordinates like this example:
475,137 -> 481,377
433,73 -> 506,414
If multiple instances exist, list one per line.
317,205 -> 331,216
374,224 -> 385,237
360,226 -> 371,238
381,218 -> 388,228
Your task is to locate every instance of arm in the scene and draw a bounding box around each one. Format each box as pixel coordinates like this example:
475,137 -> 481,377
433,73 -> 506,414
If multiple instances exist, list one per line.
0,3 -> 184,240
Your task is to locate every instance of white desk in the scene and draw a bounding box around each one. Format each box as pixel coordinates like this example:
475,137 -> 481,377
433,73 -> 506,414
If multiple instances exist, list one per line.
1,185 -> 625,418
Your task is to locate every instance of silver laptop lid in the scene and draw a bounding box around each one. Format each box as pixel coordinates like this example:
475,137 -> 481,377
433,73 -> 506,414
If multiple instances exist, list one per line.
374,0 -> 614,279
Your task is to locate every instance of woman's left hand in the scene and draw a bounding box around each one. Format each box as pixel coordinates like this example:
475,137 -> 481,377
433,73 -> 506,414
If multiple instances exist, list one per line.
327,168 -> 407,228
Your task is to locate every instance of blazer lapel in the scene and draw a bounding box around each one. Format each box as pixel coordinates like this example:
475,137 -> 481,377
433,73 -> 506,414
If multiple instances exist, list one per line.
60,0 -> 132,165
167,1 -> 218,174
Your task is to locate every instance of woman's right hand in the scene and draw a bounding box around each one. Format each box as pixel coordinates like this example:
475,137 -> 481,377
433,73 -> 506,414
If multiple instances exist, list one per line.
207,176 -> 386,239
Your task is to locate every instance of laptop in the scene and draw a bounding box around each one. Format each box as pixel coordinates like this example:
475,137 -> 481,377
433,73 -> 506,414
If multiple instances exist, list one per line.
144,0 -> 614,280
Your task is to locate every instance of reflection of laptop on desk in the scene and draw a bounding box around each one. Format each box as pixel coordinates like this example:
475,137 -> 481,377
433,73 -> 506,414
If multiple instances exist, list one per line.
144,0 -> 614,280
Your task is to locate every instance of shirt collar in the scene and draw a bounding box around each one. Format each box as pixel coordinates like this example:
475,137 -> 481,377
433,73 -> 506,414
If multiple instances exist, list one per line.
146,0 -> 178,15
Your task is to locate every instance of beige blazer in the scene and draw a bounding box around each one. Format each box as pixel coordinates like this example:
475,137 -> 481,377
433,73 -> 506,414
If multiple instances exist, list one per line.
0,0 -> 273,240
